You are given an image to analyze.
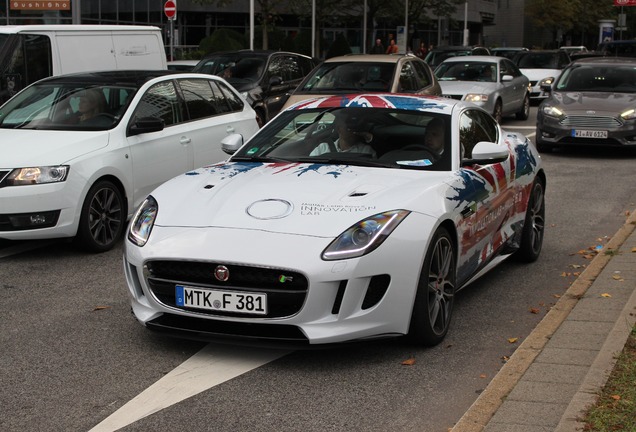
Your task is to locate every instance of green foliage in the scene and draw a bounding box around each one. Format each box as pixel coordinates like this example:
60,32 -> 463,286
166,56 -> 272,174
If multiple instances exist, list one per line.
199,28 -> 246,54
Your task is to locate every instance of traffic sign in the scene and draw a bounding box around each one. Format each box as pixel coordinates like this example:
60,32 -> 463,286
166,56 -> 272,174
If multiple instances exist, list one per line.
164,0 -> 176,20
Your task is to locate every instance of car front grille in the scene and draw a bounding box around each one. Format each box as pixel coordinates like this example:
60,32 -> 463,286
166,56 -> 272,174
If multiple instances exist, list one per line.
145,260 -> 308,318
559,115 -> 621,128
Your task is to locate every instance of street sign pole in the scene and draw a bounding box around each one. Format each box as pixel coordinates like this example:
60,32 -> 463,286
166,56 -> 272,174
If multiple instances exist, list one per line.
164,0 -> 177,60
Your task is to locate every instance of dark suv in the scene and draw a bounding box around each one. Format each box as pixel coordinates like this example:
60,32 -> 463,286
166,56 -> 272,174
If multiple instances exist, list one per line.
193,50 -> 318,126
424,45 -> 491,68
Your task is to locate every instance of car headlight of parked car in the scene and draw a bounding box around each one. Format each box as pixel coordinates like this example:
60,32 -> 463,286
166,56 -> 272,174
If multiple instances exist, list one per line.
6,166 -> 69,186
322,210 -> 410,260
128,196 -> 158,247
620,108 -> 636,120
538,77 -> 555,87
465,94 -> 488,103
542,105 -> 565,119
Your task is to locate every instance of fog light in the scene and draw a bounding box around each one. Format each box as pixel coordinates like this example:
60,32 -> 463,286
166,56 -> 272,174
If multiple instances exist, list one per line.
3,211 -> 60,230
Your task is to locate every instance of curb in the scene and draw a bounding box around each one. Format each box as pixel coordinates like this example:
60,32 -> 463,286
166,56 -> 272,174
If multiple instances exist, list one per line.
452,209 -> 636,432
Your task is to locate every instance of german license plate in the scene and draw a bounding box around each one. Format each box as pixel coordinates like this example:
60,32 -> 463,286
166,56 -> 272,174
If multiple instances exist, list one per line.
572,129 -> 608,139
175,285 -> 267,315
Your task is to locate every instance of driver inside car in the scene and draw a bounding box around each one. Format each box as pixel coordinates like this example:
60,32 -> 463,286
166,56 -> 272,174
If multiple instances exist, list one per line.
310,110 -> 376,157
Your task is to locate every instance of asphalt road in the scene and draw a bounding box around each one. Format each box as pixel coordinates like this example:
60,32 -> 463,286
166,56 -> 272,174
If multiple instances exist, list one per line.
2,107 -> 636,432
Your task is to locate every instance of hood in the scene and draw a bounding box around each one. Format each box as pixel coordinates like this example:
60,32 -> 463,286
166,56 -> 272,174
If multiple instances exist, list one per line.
519,68 -> 561,81
550,91 -> 636,114
151,162 -> 450,237
0,129 -> 109,167
439,81 -> 498,96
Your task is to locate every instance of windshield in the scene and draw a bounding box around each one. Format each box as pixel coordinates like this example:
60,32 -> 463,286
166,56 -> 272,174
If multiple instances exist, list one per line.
192,55 -> 265,83
232,107 -> 451,171
0,82 -> 138,130
555,65 -> 636,93
297,62 -> 395,92
515,53 -> 558,69
435,62 -> 496,82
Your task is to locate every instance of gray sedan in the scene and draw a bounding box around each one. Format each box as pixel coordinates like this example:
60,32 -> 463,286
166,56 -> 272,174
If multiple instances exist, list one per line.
536,57 -> 636,152
434,56 -> 530,123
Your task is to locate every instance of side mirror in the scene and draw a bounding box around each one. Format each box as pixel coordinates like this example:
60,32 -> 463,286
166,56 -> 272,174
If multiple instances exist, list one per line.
221,133 -> 244,155
269,76 -> 283,87
128,116 -> 164,136
501,74 -> 513,82
462,141 -> 509,166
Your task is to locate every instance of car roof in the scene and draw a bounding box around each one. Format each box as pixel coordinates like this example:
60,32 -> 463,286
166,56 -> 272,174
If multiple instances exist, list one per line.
324,54 -> 420,63
570,56 -> 636,66
286,93 -> 459,115
36,70 -> 191,87
439,55 -> 501,63
200,50 -> 313,60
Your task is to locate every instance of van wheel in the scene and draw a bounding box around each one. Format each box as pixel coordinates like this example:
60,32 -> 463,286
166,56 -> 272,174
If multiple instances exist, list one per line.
75,180 -> 125,253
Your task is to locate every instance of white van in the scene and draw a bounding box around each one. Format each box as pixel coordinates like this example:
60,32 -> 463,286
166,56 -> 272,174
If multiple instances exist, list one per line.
0,25 -> 167,103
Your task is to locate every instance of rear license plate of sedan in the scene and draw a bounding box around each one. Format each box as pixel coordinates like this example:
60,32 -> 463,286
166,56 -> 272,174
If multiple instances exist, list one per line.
175,285 -> 267,315
572,129 -> 608,139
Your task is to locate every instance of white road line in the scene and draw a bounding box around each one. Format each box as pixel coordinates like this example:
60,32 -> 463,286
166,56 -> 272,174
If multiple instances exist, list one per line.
89,344 -> 290,431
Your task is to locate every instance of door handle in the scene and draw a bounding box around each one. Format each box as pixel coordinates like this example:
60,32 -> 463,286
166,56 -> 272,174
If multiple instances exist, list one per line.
226,126 -> 235,134
179,136 -> 191,144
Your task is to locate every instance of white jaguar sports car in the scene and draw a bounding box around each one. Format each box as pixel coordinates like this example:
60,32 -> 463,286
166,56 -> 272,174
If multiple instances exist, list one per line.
123,94 -> 546,347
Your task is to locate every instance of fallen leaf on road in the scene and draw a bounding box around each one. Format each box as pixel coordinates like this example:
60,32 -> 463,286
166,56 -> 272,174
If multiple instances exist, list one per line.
611,394 -> 621,401
479,374 -> 487,379
402,358 -> 416,366
529,307 -> 540,314
631,247 -> 636,253
508,337 -> 519,344
612,275 -> 624,281
601,293 -> 612,298
92,306 -> 111,311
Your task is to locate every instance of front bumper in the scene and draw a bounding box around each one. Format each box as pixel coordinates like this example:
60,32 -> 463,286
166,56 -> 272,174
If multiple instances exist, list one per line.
123,214 -> 436,346
536,113 -> 636,147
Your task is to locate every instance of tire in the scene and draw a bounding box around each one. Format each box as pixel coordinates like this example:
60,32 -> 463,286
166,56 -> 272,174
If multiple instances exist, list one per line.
535,138 -> 554,153
493,100 -> 503,123
515,93 -> 530,120
514,179 -> 545,262
75,180 -> 125,253
407,227 -> 456,346
255,109 -> 266,128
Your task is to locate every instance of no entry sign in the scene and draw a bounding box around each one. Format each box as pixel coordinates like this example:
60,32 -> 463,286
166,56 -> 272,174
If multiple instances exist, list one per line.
164,0 -> 177,19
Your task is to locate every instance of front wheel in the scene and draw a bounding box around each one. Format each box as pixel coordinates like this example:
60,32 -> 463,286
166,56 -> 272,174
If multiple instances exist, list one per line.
407,227 -> 456,346
493,100 -> 503,124
75,180 -> 125,253
514,179 -> 545,262
516,93 -> 530,120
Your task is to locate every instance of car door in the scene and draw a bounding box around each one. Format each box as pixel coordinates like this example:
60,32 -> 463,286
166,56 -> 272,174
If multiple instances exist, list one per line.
499,59 -> 527,114
127,79 -> 191,205
176,77 -> 253,166
455,109 -> 515,285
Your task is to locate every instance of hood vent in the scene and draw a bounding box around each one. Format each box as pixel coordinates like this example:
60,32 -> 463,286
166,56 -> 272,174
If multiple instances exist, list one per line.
349,191 -> 368,198
204,184 -> 214,189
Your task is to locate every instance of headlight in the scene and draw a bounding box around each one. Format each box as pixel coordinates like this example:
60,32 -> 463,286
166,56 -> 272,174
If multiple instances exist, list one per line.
465,94 -> 488,103
6,166 -> 69,186
542,105 -> 564,118
322,210 -> 410,260
539,77 -> 555,87
128,196 -> 158,247
621,108 -> 636,120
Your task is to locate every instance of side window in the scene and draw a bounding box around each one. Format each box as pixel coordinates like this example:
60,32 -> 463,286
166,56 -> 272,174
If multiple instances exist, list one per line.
268,56 -> 286,81
24,35 -> 52,85
285,56 -> 303,81
399,61 -> 418,92
178,78 -> 219,121
131,81 -> 182,127
297,56 -> 314,76
459,110 -> 498,158
412,61 -> 432,88
213,80 -> 244,113
502,59 -> 520,77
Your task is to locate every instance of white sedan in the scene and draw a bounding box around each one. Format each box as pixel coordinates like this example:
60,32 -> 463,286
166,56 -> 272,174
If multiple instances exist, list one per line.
124,94 -> 546,347
435,56 -> 530,123
0,71 -> 259,252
